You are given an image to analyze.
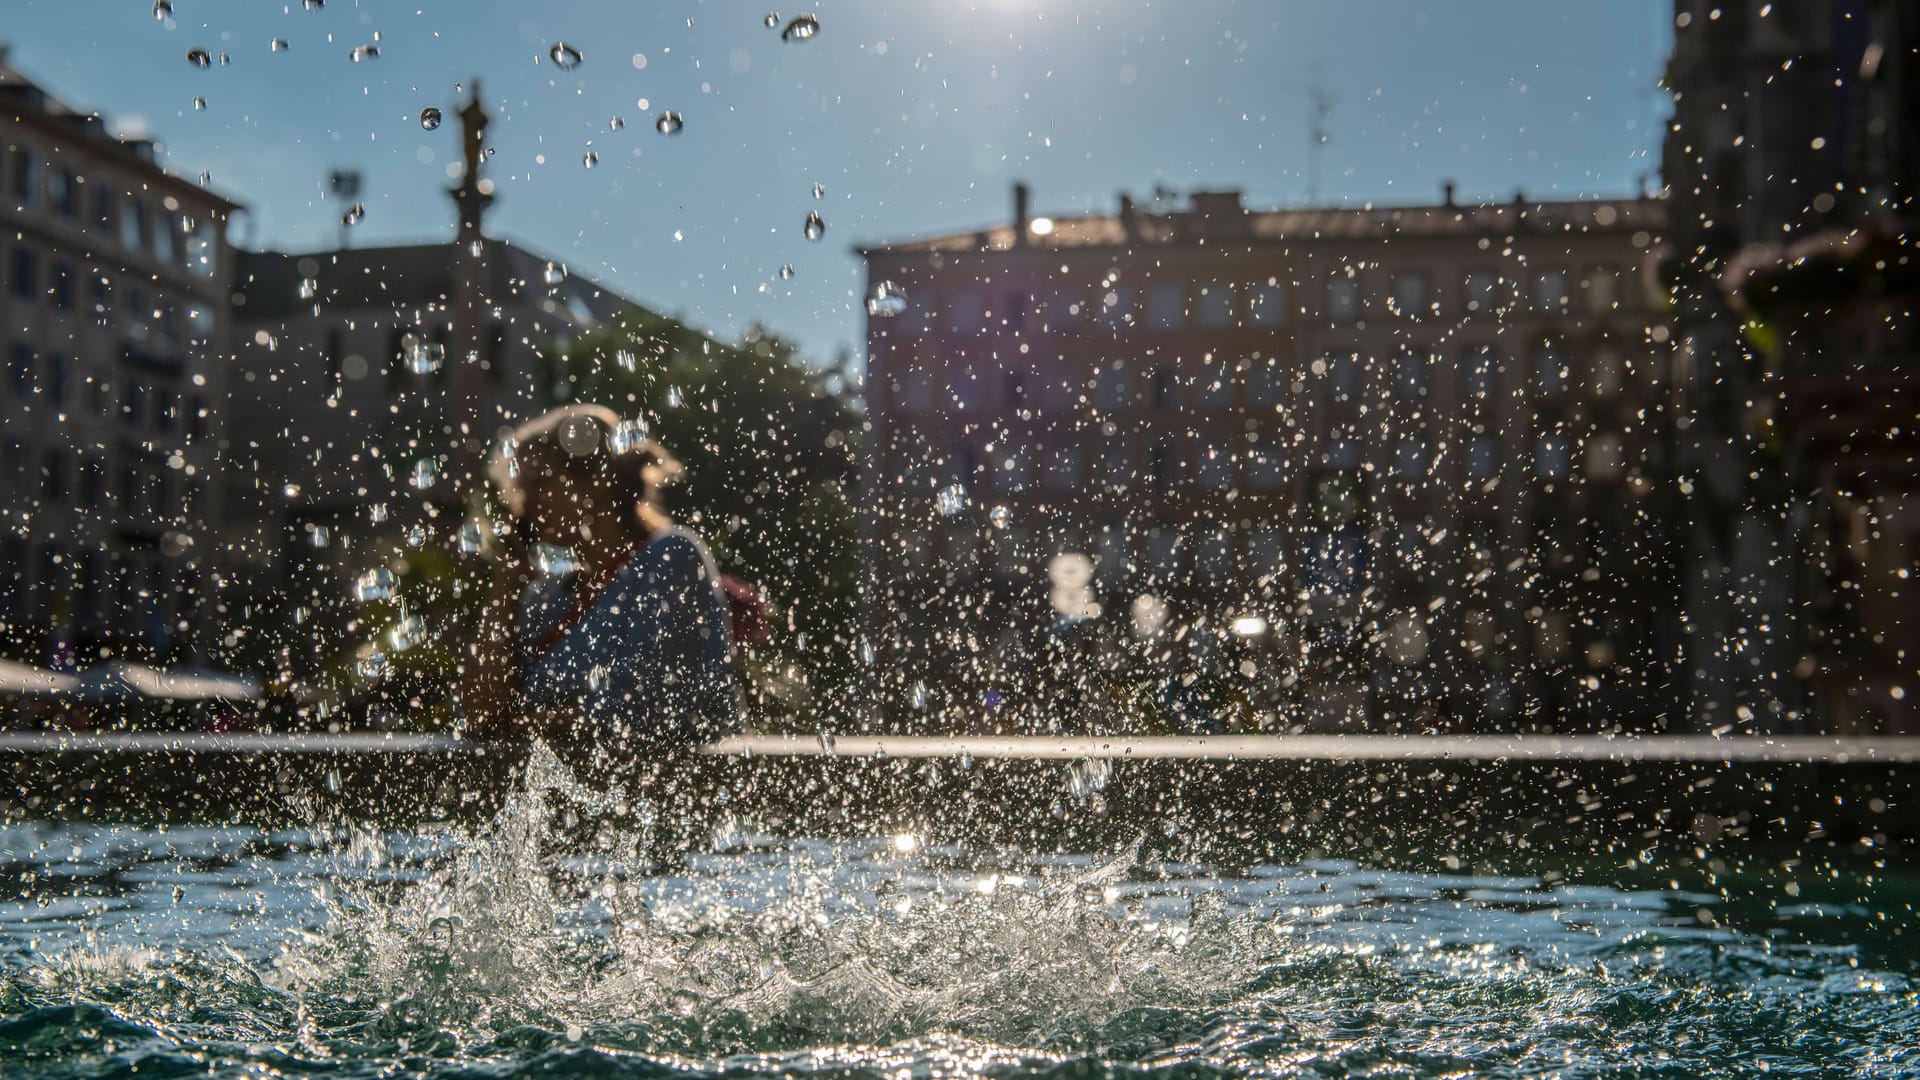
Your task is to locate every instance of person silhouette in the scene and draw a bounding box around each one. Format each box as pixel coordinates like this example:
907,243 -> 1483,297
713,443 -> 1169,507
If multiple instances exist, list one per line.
460,405 -> 741,776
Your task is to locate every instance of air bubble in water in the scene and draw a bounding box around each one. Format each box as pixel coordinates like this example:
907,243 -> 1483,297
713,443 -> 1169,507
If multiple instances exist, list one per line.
583,151 -> 599,170
271,38 -> 290,53
186,47 -> 211,69
778,264 -> 795,280
405,339 -> 444,375
409,458 -> 438,490
550,42 -> 583,70
358,652 -> 390,679
420,107 -> 442,130
303,0 -> 324,9
608,418 -> 650,454
781,14 -> 821,42
153,0 -> 172,20
353,568 -> 396,602
614,349 -> 637,372
656,111 -> 684,135
298,277 -> 318,300
989,505 -> 1011,529
812,181 -> 825,199
350,44 -> 380,62
866,280 -> 908,317
193,97 -> 207,111
543,261 -> 565,285
764,12 -> 780,29
665,386 -> 684,408
342,202 -> 365,226
935,484 -> 967,516
403,524 -> 427,547
388,614 -> 424,652
609,116 -> 625,131
309,525 -> 330,548
369,502 -> 389,524
817,729 -> 836,755
457,522 -> 484,554
803,211 -> 825,241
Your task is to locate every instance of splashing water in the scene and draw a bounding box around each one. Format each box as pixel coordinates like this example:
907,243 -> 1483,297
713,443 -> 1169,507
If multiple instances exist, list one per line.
0,748 -> 1911,1079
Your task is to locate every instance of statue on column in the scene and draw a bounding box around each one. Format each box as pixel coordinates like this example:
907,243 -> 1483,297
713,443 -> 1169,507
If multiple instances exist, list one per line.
459,81 -> 488,187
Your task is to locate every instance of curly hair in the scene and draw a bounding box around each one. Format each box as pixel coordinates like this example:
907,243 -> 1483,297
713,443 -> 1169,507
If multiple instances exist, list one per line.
488,403 -> 683,520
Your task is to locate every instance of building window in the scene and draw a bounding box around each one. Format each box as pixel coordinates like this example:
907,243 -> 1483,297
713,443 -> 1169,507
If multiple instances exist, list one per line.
1393,437 -> 1428,479
1247,444 -> 1286,492
1464,271 -> 1500,317
1148,365 -> 1182,410
1326,277 -> 1361,323
1248,526 -> 1286,582
7,344 -> 33,397
1324,351 -> 1361,402
155,215 -> 181,264
1534,268 -> 1569,315
1389,272 -> 1427,319
1194,282 -> 1234,328
10,149 -> 40,206
1535,434 -> 1571,479
1248,281 -> 1288,327
1195,433 -> 1234,491
49,167 -> 79,219
1248,359 -> 1287,408
1043,287 -> 1083,331
1532,341 -> 1567,397
1040,440 -> 1081,492
1395,348 -> 1430,398
1147,527 -> 1183,580
1147,282 -> 1186,329
894,363 -> 935,414
1584,267 -> 1618,313
1196,526 -> 1235,580
1590,347 -> 1624,397
1585,432 -> 1626,480
93,187 -> 116,234
10,244 -> 38,301
1463,345 -> 1497,402
185,218 -> 218,278
1147,438 -> 1183,489
1098,285 -> 1136,331
122,380 -> 147,428
1193,356 -> 1232,409
91,275 -> 112,326
41,449 -> 68,503
1100,439 -> 1132,493
50,260 -> 74,313
1326,437 -> 1361,469
1468,435 -> 1501,480
1093,364 -> 1131,411
121,196 -> 149,252
44,353 -> 70,407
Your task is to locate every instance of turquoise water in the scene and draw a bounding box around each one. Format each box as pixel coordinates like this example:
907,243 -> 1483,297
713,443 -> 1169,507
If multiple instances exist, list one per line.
0,757 -> 1913,1077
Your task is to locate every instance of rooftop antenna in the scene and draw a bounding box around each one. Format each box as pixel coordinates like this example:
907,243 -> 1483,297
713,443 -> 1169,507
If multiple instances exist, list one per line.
1281,75 -> 1337,205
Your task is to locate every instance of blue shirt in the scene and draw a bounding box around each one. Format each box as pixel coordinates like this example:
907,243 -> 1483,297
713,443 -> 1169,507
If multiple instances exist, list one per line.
515,527 -> 742,748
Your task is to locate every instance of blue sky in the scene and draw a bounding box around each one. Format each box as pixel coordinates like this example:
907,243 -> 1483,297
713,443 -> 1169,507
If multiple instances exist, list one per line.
3,0 -> 1671,367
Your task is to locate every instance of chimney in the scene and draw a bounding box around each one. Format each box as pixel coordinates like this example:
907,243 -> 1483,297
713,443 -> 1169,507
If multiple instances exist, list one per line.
1442,179 -> 1457,207
1013,181 -> 1031,247
1118,191 -> 1140,243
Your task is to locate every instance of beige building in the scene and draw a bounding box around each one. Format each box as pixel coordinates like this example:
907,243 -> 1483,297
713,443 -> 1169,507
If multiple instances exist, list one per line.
0,49 -> 237,666
858,185 -> 1673,732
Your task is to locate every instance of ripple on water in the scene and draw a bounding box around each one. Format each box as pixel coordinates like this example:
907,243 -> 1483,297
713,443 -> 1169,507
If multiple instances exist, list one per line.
0,747 -> 1913,1078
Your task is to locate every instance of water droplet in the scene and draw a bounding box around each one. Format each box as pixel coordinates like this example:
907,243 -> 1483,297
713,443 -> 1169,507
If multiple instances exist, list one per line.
404,338 -> 444,375
608,418 -> 650,454
353,567 -> 397,602
781,13 -> 821,42
357,651 -> 391,680
368,502 -> 389,524
409,458 -> 438,490
935,484 -> 967,516
614,349 -> 637,372
778,264 -> 795,280
192,96 -> 207,111
533,543 -> 579,575
308,525 -> 330,549
543,261 -> 565,286
219,52 -> 231,66
549,42 -> 583,70
270,38 -> 290,53
388,614 -> 424,652
297,277 -> 318,300
989,505 -> 1011,529
350,44 -> 380,62
866,280 -> 908,318
582,151 -> 599,170
420,107 -> 442,130
467,239 -> 484,257
655,111 -> 684,136
812,181 -> 826,199
803,211 -> 825,241
565,1023 -> 585,1043
586,666 -> 608,692
186,47 -> 211,69
817,729 -> 837,755
199,170 -> 211,185
303,0 -> 324,9
457,522 -> 484,554
609,116 -> 625,131
152,0 -> 172,21
910,682 -> 928,710
403,524 -> 427,547
671,229 -> 684,243
341,202 -> 365,227
665,386 -> 684,408
764,12 -> 781,29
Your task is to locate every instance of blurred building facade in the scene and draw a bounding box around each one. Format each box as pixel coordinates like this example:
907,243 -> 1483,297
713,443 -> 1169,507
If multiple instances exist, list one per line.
858,186 -> 1674,733
1663,0 -> 1919,732
0,48 -> 238,669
